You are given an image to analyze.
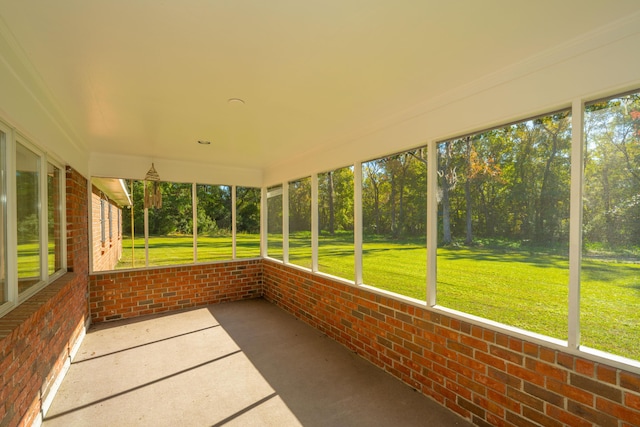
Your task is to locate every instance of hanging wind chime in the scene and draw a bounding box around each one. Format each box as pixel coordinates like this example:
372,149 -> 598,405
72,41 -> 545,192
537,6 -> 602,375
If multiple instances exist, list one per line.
144,163 -> 162,209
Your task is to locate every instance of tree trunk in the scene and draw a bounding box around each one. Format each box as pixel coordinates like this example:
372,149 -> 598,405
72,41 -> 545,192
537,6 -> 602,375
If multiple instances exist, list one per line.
327,171 -> 335,235
464,137 -> 473,245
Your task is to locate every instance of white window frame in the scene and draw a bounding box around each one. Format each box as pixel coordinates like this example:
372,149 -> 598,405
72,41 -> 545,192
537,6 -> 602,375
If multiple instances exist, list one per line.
0,121 -> 67,318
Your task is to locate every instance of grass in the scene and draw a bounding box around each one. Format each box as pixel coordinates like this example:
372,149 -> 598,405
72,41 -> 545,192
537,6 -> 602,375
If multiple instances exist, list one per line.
116,234 -> 261,268
110,232 -> 638,361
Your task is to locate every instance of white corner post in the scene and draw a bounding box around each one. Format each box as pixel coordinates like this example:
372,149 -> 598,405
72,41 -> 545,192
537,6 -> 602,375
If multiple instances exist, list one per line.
192,183 -> 197,263
260,187 -> 268,258
232,185 -> 237,259
311,174 -> 319,272
282,182 -> 289,263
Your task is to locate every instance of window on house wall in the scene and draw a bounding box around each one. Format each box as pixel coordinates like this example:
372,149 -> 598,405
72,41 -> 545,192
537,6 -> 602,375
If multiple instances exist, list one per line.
267,184 -> 283,260
362,148 -> 428,299
318,166 -> 354,280
289,177 -> 311,268
147,181 -> 193,267
16,141 -> 42,295
47,163 -> 62,275
0,123 -> 65,318
196,184 -> 232,262
108,203 -> 112,240
100,198 -> 106,244
236,186 -> 261,258
582,90 -> 640,361
436,111 -> 572,340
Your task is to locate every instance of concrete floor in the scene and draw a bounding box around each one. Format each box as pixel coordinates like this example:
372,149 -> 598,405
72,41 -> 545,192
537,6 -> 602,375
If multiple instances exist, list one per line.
43,298 -> 473,427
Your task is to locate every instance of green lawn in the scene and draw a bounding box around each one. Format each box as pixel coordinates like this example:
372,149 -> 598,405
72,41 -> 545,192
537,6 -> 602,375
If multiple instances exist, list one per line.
112,232 -> 639,361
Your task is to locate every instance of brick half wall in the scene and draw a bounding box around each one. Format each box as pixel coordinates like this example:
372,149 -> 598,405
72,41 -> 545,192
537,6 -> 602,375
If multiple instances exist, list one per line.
89,259 -> 263,323
262,260 -> 640,427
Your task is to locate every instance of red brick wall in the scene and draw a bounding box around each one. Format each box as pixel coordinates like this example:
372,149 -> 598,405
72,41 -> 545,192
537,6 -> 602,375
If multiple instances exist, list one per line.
0,166 -> 89,427
89,259 -> 262,323
262,260 -> 640,427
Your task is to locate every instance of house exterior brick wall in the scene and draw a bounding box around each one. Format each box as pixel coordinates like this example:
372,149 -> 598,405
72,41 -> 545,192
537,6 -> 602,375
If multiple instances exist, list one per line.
89,259 -> 262,323
262,260 -> 640,427
0,167 -> 89,427
90,185 -> 124,272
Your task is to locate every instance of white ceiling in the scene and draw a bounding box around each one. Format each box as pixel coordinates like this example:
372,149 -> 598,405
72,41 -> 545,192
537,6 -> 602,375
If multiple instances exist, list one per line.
0,0 -> 639,171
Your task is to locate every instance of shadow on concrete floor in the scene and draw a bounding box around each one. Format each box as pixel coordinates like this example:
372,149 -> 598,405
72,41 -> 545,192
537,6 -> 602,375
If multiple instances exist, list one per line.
44,298 -> 472,427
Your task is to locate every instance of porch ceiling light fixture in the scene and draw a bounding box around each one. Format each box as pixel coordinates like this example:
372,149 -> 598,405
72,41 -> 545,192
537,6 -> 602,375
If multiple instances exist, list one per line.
144,163 -> 162,209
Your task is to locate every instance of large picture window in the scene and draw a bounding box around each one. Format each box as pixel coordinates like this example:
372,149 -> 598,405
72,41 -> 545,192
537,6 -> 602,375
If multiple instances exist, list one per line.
1,125 -> 66,318
437,111 -> 571,339
196,184 -> 232,262
318,166 -> 354,280
236,187 -> 261,258
16,141 -> 41,295
362,148 -> 427,299
582,91 -> 640,361
288,177 -> 311,268
267,185 -> 283,260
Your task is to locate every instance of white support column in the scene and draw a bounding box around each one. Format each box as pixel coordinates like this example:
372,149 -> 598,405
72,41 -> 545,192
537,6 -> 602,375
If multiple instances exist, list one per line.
192,183 -> 197,263
568,99 -> 584,350
144,205 -> 149,268
232,185 -> 237,259
144,181 -> 149,267
427,141 -> 438,307
261,187 -> 267,258
282,182 -> 289,263
354,162 -> 363,285
311,174 -> 319,272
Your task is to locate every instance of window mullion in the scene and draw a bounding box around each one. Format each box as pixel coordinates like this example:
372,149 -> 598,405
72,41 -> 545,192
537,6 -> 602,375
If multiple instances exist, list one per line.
311,174 -> 318,272
232,185 -> 237,260
568,99 -> 584,350
354,162 -> 363,285
39,154 -> 47,282
282,182 -> 289,264
5,128 -> 17,305
427,141 -> 438,307
260,187 -> 267,258
192,183 -> 197,263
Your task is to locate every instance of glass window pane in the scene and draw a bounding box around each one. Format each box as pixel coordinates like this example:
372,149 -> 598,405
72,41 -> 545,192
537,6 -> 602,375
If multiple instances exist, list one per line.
362,149 -> 428,299
120,180 -> 145,269
0,133 -> 6,304
319,167 -> 354,280
289,177 -> 311,268
47,163 -> 62,275
236,187 -> 261,258
196,184 -> 232,262
16,142 -> 41,294
582,92 -> 640,361
267,185 -> 283,260
147,181 -> 193,267
437,112 -> 571,340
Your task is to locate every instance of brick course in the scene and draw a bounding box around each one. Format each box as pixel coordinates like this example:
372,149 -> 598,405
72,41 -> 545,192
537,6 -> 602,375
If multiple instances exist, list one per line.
262,260 -> 640,427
